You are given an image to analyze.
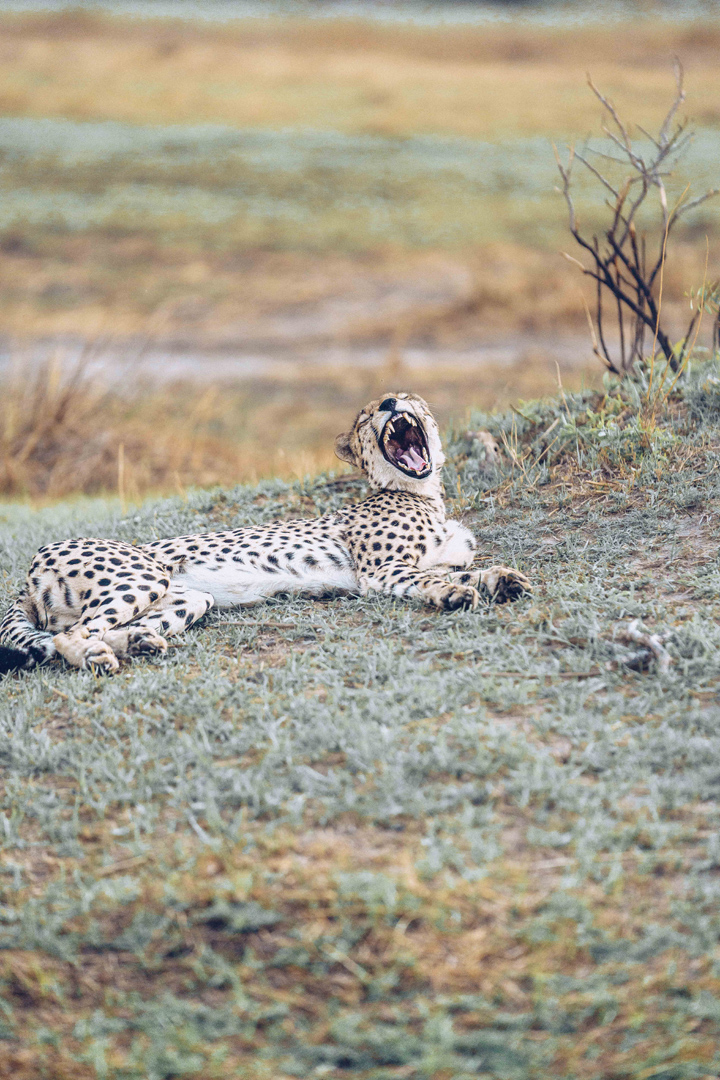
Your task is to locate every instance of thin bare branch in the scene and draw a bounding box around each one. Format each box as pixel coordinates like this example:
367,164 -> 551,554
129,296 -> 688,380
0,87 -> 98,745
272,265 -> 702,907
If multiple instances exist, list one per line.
658,57 -> 685,147
614,259 -> 626,368
601,124 -> 645,169
583,146 -> 632,166
587,74 -> 631,148
674,187 -> 720,219
573,150 -> 619,197
561,251 -> 587,272
594,238 -> 613,366
636,124 -> 662,151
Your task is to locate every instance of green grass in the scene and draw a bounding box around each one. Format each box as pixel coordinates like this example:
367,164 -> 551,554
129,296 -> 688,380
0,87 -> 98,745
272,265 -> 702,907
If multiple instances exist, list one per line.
1,360 -> 720,1077
0,11 -> 718,342
1,118 -> 718,253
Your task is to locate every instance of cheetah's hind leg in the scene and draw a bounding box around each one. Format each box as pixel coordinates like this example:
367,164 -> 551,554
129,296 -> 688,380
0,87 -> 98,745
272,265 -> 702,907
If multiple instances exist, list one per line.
118,583 -> 214,649
54,585 -> 213,673
53,625 -> 121,675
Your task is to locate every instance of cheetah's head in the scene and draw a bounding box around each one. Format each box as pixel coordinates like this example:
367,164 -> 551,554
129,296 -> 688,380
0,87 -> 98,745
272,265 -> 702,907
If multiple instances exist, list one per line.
334,393 -> 444,495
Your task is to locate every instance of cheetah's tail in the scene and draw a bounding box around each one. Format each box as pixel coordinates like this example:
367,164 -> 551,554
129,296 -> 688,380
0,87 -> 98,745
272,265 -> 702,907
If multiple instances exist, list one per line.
0,645 -> 31,674
0,593 -> 56,675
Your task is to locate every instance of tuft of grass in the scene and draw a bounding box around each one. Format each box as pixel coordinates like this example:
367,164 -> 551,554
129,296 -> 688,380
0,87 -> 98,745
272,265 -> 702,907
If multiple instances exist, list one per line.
1,362 -> 720,1076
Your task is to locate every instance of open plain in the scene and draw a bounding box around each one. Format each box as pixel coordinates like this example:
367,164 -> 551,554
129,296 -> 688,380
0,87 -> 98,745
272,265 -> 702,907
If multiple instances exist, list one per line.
0,8 -> 719,496
1,4 -> 720,1077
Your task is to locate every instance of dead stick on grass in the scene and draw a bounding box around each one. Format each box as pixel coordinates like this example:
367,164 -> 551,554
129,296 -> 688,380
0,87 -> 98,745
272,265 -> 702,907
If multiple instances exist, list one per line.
42,682 -> 69,700
476,670 -> 601,679
217,620 -> 319,630
319,943 -> 372,984
616,619 -> 673,672
532,848 -> 702,870
95,855 -> 149,878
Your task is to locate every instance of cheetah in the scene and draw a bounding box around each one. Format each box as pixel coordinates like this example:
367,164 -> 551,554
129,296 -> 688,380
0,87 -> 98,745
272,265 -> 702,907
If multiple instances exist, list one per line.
0,393 -> 530,675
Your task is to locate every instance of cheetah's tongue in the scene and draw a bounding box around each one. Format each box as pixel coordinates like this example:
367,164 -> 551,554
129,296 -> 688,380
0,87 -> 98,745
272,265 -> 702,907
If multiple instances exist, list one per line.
399,446 -> 427,471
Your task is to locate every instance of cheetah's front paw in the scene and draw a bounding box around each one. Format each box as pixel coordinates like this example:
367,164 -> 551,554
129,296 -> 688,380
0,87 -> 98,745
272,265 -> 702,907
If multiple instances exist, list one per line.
54,626 -> 119,673
480,565 -> 532,604
81,639 -> 121,675
428,583 -> 481,611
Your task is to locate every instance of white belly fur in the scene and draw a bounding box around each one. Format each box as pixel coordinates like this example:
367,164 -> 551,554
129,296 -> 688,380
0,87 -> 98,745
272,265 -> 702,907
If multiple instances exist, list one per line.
177,562 -> 359,608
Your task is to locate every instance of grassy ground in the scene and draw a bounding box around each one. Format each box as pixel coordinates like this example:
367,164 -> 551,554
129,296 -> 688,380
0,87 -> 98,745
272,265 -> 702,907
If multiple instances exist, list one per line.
1,358 -> 720,1078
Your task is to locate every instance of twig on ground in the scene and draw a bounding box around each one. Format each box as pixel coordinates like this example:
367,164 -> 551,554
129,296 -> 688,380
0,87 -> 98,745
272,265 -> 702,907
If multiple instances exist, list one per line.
615,619 -> 673,672
95,855 -> 149,878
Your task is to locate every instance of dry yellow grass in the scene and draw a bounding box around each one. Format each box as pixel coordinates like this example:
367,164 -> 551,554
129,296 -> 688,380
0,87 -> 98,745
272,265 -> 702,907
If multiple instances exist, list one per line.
0,238 -> 714,346
0,349 -> 599,500
0,11 -> 716,344
0,12 -> 718,137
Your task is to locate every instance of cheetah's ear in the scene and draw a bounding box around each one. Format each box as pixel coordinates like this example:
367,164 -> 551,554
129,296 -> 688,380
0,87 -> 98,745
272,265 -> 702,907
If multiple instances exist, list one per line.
334,431 -> 357,466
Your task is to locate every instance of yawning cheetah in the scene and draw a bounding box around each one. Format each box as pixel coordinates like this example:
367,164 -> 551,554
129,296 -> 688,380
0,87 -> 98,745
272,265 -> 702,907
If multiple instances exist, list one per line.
0,393 -> 530,675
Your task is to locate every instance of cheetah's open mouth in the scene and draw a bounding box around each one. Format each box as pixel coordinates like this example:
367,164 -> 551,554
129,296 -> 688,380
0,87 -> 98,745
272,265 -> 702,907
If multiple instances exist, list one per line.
381,413 -> 431,478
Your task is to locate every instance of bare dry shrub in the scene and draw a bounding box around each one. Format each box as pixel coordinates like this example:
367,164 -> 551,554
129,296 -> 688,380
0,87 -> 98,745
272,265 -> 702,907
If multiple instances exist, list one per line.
556,62 -> 720,375
0,352 -> 115,497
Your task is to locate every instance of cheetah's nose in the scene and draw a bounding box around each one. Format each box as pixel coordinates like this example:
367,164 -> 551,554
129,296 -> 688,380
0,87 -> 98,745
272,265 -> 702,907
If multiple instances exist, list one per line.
379,397 -> 397,413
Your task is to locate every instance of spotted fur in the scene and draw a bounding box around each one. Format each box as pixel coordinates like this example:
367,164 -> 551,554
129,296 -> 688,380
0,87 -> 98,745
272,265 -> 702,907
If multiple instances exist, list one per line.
0,393 -> 530,674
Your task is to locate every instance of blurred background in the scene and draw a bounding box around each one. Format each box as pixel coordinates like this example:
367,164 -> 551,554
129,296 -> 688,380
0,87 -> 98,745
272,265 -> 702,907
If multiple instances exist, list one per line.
0,0 -> 718,499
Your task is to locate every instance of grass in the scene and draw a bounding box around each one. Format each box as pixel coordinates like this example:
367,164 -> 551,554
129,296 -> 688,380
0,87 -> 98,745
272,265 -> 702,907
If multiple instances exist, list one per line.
0,11 -> 717,339
0,348 -> 602,499
0,8 -> 716,500
1,357 -> 720,1077
2,12 -> 720,138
